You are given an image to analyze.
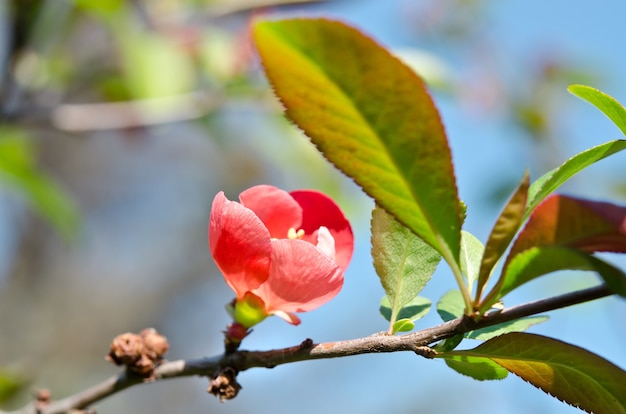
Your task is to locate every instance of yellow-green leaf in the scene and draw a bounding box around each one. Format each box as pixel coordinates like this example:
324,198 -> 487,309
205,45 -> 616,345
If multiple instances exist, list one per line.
447,333 -> 626,413
568,84 -> 626,136
372,206 -> 440,327
253,18 -> 462,265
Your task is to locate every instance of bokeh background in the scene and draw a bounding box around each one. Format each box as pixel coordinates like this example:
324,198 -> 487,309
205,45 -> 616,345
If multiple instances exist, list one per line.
1,0 -> 625,413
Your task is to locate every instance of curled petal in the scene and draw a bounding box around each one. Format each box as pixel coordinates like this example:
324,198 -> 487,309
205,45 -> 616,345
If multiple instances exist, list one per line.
209,192 -> 272,297
290,190 -> 354,270
272,310 -> 301,325
315,226 -> 335,261
239,185 -> 302,238
255,239 -> 344,313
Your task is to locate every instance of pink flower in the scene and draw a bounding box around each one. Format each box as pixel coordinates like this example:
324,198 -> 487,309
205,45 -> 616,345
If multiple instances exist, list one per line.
209,185 -> 354,328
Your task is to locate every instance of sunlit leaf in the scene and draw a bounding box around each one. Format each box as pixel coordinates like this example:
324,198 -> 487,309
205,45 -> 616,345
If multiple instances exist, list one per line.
446,333 -> 626,413
253,18 -> 463,265
526,140 -> 626,221
568,84 -> 626,136
372,206 -> 440,326
475,172 -> 529,301
460,231 -> 484,296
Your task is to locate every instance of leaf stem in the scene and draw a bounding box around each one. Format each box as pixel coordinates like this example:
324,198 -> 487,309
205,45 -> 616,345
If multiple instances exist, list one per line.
444,251 -> 474,315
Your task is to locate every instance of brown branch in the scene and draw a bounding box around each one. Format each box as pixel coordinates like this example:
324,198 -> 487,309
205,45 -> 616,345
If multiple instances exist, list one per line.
7,284 -> 614,414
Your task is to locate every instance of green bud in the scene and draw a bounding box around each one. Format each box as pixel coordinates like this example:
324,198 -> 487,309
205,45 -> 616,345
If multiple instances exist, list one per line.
234,292 -> 268,328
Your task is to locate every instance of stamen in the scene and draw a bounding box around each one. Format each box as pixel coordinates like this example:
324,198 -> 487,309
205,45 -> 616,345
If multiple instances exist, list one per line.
287,228 -> 305,239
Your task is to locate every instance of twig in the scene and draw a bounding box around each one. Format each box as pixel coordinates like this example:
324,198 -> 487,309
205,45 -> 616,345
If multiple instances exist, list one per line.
6,284 -> 614,414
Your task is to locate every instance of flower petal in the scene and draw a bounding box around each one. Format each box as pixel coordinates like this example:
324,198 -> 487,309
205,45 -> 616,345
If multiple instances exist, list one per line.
239,185 -> 302,238
254,239 -> 344,313
209,192 -> 272,298
272,310 -> 301,325
290,190 -> 354,270
315,226 -> 335,261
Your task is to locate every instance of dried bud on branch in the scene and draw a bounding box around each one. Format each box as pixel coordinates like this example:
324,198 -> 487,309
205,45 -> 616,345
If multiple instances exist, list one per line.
208,367 -> 241,402
106,328 -> 169,378
106,333 -> 144,366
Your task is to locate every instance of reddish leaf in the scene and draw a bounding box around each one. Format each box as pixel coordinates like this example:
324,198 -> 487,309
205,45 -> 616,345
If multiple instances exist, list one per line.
479,195 -> 626,309
509,195 -> 626,259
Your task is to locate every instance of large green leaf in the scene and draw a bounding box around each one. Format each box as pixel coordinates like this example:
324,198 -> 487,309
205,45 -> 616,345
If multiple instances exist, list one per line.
475,172 -> 529,301
568,84 -> 626,136
525,140 -> 626,221
253,18 -> 463,264
372,206 -> 440,327
445,333 -> 626,413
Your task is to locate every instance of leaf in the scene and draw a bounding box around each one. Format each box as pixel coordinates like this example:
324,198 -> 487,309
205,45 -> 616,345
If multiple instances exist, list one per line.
372,206 -> 441,326
525,140 -> 626,221
380,295 -> 431,324
436,289 -> 465,322
253,18 -> 463,265
481,194 -> 626,309
513,195 -> 626,256
481,246 -> 626,311
467,316 -> 548,341
438,289 -> 548,340
0,368 -> 25,404
446,333 -> 626,413
568,84 -> 626,136
0,129 -> 80,239
460,231 -> 484,296
432,334 -> 464,353
391,319 -> 415,333
439,354 -> 509,381
476,172 -> 529,301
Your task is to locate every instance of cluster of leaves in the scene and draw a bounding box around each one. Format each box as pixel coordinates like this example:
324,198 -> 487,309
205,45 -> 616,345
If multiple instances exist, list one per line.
253,18 -> 626,413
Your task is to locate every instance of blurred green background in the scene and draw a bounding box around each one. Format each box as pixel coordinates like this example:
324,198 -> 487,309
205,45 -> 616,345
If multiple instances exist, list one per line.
1,0 -> 625,413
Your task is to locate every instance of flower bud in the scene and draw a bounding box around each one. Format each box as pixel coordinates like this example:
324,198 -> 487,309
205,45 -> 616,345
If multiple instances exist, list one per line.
106,333 -> 144,366
140,328 -> 169,361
